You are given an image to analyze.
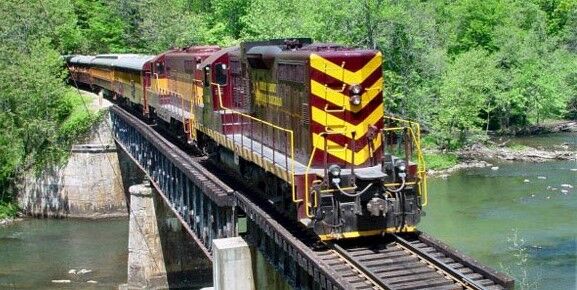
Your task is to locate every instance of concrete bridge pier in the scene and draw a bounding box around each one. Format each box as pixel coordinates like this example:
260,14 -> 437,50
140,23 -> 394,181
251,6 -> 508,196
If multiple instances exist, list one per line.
212,237 -> 255,290
126,182 -> 168,289
123,181 -> 212,289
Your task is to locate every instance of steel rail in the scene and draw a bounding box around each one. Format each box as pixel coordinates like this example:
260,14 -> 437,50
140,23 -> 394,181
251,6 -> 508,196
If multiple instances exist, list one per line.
393,234 -> 488,290
331,244 -> 391,290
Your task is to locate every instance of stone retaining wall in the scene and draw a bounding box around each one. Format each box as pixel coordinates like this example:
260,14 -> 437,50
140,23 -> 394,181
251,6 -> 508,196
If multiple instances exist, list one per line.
17,110 -> 132,218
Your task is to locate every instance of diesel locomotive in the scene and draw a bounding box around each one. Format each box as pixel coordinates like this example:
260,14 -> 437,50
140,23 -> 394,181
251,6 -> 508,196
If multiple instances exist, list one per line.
67,38 -> 428,240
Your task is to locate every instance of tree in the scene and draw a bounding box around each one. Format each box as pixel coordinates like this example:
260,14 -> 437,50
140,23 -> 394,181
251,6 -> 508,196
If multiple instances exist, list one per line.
448,0 -> 507,54
0,0 -> 86,193
72,0 -> 127,53
433,49 -> 500,148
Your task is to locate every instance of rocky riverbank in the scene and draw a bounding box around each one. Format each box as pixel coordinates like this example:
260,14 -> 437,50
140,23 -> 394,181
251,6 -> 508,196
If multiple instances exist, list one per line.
458,143 -> 576,162
0,217 -> 23,227
427,140 -> 576,178
427,159 -> 493,178
514,120 -> 577,135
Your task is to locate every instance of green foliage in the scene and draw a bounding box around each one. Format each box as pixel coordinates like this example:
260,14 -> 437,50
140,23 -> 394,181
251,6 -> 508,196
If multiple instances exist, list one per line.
0,39 -> 68,188
136,0 -> 209,52
506,143 -> 531,151
432,49 -> 500,148
0,1 -> 101,198
424,153 -> 459,170
0,201 -> 19,219
73,0 -> 127,53
448,0 -> 507,53
59,91 -> 101,140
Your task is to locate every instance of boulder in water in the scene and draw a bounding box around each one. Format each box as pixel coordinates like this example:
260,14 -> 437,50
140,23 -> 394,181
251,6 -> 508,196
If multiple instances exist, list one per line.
77,269 -> 92,275
52,280 -> 71,283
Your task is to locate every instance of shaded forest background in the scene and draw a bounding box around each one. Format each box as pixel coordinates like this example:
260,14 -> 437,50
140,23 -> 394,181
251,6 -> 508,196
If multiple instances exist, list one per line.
1,0 -> 577,203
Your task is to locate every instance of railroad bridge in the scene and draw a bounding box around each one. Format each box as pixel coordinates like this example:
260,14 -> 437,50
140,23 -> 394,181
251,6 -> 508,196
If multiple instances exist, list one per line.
110,105 -> 514,290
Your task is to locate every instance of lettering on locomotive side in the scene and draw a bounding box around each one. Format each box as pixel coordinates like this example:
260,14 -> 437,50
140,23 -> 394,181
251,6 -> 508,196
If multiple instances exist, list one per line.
254,81 -> 282,107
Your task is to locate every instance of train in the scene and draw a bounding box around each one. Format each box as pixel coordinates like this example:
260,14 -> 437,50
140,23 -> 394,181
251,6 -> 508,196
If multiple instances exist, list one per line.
66,38 -> 428,241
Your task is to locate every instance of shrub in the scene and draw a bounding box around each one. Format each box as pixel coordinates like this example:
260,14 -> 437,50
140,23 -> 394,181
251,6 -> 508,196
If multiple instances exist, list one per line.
424,153 -> 459,170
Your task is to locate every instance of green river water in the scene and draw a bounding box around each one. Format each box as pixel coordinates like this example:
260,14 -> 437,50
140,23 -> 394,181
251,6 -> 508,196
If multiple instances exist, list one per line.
421,132 -> 577,290
0,218 -> 129,289
0,134 -> 575,289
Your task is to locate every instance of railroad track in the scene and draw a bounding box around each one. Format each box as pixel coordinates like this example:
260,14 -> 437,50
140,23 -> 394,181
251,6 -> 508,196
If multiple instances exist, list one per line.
200,152 -> 513,290
316,234 -> 513,290
112,105 -> 514,290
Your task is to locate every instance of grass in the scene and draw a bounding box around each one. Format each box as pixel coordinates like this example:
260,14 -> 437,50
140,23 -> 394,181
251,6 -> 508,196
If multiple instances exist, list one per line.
58,90 -> 100,139
424,152 -> 459,170
506,143 -> 531,152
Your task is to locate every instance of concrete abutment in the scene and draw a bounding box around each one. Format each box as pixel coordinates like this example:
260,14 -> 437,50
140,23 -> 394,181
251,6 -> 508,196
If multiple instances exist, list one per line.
17,105 -> 137,218
123,181 -> 212,289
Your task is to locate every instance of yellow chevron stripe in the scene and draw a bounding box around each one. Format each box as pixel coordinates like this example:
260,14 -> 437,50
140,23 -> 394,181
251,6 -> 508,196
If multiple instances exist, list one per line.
311,77 -> 383,113
310,52 -> 382,85
311,104 -> 384,140
312,133 -> 382,165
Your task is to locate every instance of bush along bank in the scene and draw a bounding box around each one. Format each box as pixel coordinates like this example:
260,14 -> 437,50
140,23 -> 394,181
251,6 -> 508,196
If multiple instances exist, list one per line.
425,151 -> 493,178
0,89 -> 103,219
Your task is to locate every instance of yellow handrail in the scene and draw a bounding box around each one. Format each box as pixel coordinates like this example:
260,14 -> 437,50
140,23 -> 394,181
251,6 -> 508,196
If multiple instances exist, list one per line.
211,83 -> 297,203
382,116 -> 428,206
303,130 -> 353,218
304,137 -> 320,218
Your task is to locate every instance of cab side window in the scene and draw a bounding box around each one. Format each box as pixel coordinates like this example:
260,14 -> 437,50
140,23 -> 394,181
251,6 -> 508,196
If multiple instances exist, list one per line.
215,63 -> 228,85
156,62 -> 165,75
203,65 -> 210,87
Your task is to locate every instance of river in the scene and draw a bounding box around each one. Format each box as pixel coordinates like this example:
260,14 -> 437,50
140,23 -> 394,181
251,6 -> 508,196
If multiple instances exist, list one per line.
421,159 -> 577,289
0,134 -> 575,289
0,218 -> 129,289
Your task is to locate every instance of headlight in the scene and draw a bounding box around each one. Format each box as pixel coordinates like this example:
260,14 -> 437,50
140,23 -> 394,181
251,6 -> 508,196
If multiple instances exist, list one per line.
349,84 -> 362,106
396,161 -> 406,172
328,164 -> 341,177
350,84 -> 362,95
350,94 -> 361,105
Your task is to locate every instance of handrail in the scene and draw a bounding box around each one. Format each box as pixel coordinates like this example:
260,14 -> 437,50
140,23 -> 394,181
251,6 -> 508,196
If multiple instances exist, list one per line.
304,136 -> 321,218
303,130 -> 351,218
210,83 -> 297,204
382,116 -> 428,206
